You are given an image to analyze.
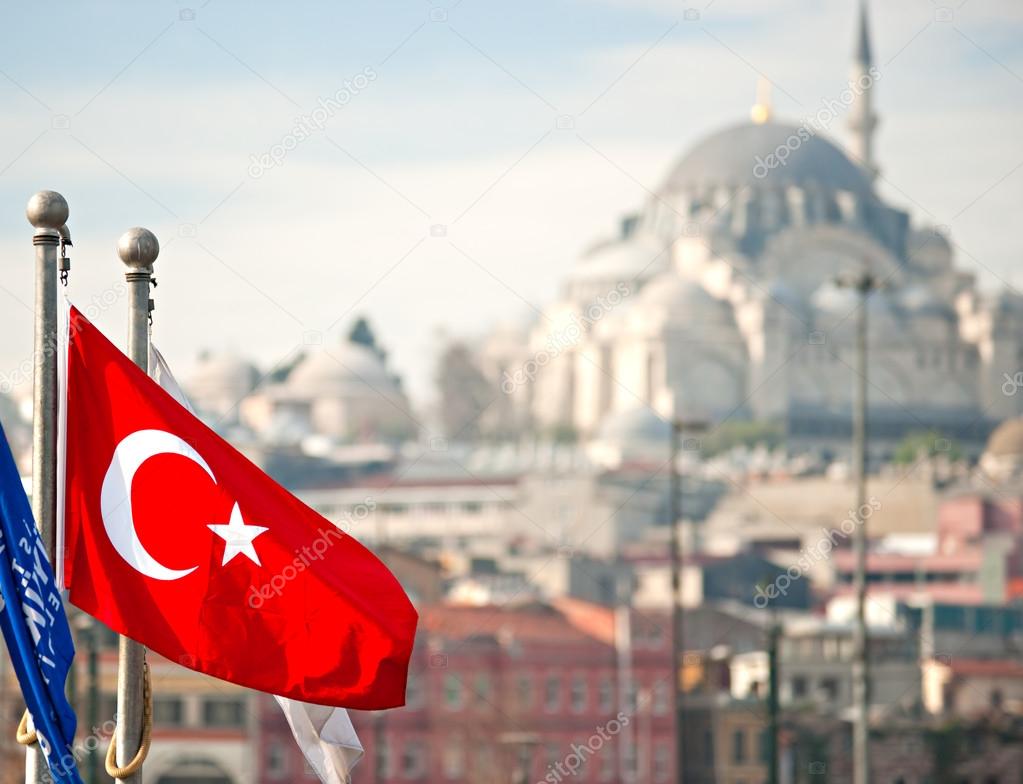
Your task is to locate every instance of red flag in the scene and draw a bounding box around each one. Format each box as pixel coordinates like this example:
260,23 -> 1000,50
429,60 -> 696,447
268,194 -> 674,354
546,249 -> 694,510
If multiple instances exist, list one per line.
61,307 -> 417,709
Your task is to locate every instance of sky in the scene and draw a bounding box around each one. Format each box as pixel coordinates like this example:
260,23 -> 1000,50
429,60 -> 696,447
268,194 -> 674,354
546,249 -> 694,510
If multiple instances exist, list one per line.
0,0 -> 1020,407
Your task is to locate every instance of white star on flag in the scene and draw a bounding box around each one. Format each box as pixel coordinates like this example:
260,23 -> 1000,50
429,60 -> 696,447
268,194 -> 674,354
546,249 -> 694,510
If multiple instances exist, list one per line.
208,503 -> 268,566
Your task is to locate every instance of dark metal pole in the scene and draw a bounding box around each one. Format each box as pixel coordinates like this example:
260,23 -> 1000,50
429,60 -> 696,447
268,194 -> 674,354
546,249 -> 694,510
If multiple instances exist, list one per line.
767,622 -> 780,784
669,420 -> 684,784
87,622 -> 99,784
850,272 -> 874,784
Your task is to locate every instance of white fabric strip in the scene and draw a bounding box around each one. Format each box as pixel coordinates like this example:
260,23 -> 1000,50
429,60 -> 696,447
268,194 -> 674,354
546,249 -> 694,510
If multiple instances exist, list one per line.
54,296 -> 70,590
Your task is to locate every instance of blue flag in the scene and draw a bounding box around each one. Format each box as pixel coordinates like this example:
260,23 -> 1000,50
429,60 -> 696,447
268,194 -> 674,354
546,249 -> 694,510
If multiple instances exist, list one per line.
0,421 -> 82,783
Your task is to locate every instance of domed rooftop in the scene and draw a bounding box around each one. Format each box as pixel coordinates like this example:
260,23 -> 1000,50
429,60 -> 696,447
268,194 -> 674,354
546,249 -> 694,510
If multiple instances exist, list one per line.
985,417 -> 1023,458
184,352 -> 260,408
287,342 -> 396,397
663,122 -> 873,196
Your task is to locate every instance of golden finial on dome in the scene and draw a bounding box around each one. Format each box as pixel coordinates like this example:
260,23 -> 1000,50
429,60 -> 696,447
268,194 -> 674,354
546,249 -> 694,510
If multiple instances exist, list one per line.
750,77 -> 773,124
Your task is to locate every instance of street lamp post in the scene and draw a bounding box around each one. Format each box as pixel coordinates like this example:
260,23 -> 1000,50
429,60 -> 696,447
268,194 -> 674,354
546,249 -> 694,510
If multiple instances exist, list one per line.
837,268 -> 879,784
669,418 -> 706,784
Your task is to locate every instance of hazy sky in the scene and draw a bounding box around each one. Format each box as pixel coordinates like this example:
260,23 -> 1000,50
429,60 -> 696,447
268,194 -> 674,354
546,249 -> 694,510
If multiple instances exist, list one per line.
0,0 -> 1020,406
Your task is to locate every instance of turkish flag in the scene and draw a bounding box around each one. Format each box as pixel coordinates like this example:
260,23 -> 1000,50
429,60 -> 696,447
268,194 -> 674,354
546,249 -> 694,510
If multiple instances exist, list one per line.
61,307 -> 417,709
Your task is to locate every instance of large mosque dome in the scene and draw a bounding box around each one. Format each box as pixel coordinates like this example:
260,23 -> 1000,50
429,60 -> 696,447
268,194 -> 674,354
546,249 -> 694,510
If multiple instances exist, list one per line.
662,121 -> 873,196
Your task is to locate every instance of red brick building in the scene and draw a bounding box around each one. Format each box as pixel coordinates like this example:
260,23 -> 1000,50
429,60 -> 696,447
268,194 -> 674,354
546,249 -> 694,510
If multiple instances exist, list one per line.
256,599 -> 677,783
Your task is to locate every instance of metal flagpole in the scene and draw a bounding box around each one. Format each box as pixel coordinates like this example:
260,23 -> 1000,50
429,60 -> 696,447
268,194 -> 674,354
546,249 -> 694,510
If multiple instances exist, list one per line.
113,227 -> 160,783
25,190 -> 69,784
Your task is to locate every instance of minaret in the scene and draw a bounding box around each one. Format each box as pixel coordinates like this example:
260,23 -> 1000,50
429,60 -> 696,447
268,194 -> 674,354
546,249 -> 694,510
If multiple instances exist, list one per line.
847,0 -> 879,181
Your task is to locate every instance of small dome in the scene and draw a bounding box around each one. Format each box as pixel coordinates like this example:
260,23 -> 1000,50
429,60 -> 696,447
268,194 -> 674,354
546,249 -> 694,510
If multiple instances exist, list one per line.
569,235 -> 670,285
638,274 -> 723,312
614,275 -> 739,338
760,279 -> 806,311
811,281 -> 858,314
287,342 -> 395,397
985,418 -> 1023,458
898,285 -> 954,318
663,122 -> 873,196
184,352 -> 259,420
187,353 -> 258,390
596,407 -> 671,445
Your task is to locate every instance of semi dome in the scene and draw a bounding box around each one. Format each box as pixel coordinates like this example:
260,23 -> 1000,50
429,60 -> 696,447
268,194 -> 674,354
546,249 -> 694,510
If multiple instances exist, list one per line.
663,122 -> 872,196
570,235 -> 670,285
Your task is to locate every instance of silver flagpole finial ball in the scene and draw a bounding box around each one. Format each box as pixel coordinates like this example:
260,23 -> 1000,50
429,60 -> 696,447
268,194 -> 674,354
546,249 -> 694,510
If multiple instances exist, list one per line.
117,227 -> 160,269
26,191 -> 69,229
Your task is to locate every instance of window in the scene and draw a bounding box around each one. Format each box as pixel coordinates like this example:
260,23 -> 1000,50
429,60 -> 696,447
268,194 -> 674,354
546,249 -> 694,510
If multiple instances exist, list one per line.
375,736 -> 391,778
544,674 -> 560,712
570,674 -> 587,713
653,743 -> 670,782
442,739 -> 464,779
266,740 -> 289,780
444,674 -> 463,710
652,681 -> 669,715
474,745 -> 493,778
791,676 -> 808,699
732,729 -> 746,763
819,678 -> 839,703
516,675 -> 533,710
598,676 -> 614,712
202,697 -> 245,728
991,689 -> 1004,709
475,674 -> 492,709
623,742 -> 637,775
401,740 -> 426,779
598,750 -> 615,781
152,696 -> 184,726
758,729 -> 770,763
406,671 -> 424,709
624,683 -> 637,713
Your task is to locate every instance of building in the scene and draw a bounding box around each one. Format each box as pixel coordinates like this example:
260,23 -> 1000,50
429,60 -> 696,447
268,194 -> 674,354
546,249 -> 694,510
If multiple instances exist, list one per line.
730,618 -> 921,717
452,4 -> 1016,456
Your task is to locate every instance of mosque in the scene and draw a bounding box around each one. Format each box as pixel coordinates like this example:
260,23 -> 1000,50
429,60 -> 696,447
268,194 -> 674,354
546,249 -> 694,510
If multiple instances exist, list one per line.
172,4 -> 1023,460
465,4 -> 1023,455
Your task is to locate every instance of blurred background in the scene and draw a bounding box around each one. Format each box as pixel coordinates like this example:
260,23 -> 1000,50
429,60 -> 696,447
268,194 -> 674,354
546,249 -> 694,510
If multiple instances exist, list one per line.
1,0 -> 1023,782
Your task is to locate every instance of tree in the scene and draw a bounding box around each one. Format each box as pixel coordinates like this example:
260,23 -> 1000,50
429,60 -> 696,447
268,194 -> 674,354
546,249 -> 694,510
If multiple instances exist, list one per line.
893,430 -> 962,464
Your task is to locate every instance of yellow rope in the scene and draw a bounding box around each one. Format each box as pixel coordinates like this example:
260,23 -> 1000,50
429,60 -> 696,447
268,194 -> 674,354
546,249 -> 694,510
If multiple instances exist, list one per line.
105,661 -> 153,779
15,710 -> 37,745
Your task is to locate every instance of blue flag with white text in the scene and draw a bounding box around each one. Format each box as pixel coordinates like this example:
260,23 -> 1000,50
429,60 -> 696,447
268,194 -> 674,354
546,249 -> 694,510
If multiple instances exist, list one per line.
0,421 -> 82,783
